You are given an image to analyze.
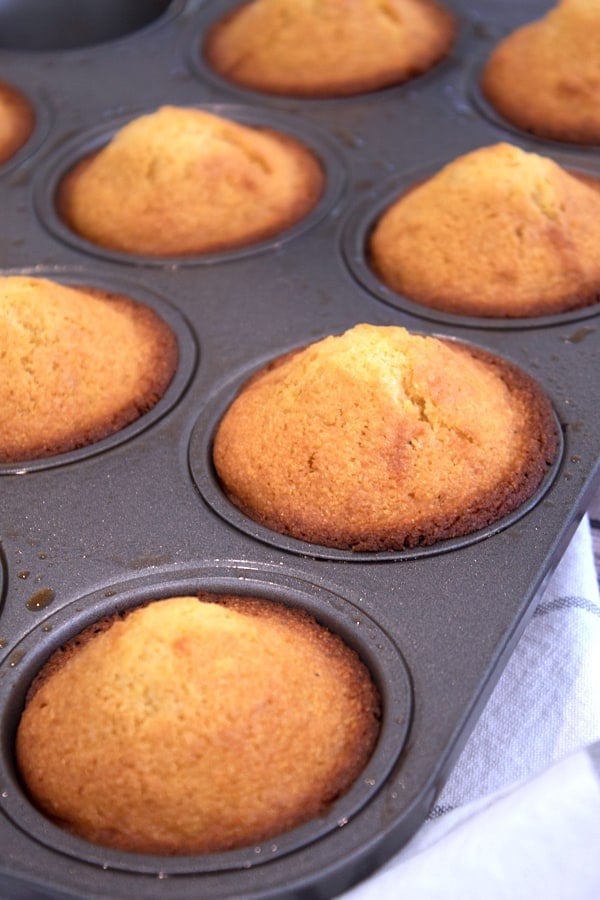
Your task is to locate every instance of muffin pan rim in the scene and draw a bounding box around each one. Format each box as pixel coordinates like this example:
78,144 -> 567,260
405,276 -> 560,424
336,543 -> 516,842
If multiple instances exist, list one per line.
0,1 -> 598,896
0,563 -> 412,876
32,102 -> 348,268
0,550 -> 5,622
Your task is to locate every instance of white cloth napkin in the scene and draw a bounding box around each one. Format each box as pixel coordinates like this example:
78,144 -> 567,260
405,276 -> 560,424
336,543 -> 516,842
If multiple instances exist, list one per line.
341,515 -> 600,900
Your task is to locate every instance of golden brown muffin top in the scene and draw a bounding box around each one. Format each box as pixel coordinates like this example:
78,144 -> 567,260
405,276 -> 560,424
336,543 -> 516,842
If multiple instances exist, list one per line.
369,143 -> 600,317
481,0 -> 600,144
17,594 -> 381,855
0,276 -> 178,462
57,105 -> 324,256
204,0 -> 455,97
0,81 -> 35,165
213,323 -> 558,550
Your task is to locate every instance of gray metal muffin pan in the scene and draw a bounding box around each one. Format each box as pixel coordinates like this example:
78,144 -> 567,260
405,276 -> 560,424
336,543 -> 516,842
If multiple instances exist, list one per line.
0,0 -> 598,897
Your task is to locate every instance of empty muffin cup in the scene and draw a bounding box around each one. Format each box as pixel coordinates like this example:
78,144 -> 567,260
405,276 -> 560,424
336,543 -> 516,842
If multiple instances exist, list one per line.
0,0 -> 179,52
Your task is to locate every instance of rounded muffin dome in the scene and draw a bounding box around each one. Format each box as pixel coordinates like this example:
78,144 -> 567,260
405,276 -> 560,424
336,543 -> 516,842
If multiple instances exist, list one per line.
203,0 -> 455,97
213,323 -> 558,550
0,275 -> 178,462
57,105 -> 325,256
369,143 -> 600,318
16,594 -> 381,855
481,0 -> 600,145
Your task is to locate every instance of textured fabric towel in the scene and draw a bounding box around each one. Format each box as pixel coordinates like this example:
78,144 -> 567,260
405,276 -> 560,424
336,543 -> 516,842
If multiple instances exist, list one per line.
342,515 -> 600,900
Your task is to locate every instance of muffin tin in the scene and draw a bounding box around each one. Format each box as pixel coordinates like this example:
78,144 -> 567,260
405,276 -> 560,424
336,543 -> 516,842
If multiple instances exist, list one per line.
0,1 -> 598,897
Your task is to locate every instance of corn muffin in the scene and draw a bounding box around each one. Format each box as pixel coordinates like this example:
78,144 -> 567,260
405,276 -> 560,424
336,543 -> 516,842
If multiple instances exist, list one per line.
369,143 -> 600,318
0,80 -> 35,165
480,0 -> 600,145
16,594 -> 381,855
213,323 -> 558,551
0,275 -> 178,462
203,0 -> 456,98
57,105 -> 324,256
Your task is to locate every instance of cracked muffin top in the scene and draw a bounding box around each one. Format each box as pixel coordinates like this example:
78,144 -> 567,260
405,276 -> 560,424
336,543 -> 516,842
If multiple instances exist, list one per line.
369,143 -> 600,318
16,593 -> 381,854
481,0 -> 600,145
0,80 -> 35,165
57,105 -> 324,256
203,0 -> 455,98
213,323 -> 558,551
0,275 -> 178,463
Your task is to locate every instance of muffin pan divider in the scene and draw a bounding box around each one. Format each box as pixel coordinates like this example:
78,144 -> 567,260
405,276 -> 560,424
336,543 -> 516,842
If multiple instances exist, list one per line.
1,0 -> 599,897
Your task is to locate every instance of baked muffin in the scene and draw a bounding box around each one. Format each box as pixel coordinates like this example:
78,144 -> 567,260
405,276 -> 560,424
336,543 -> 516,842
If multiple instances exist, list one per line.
369,142 -> 600,318
0,80 -> 35,165
16,593 -> 381,855
480,0 -> 600,145
213,323 -> 558,551
0,276 -> 178,462
57,105 -> 324,256
203,0 -> 455,98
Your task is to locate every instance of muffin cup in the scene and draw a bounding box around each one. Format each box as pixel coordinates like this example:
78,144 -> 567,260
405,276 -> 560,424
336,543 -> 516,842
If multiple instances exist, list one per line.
464,49 -> 600,153
0,566 -> 411,878
189,336 -> 564,561
33,104 -> 346,267
0,267 -> 197,474
0,0 -> 184,53
0,82 -> 50,174
341,151 -> 600,329
188,0 -> 462,106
